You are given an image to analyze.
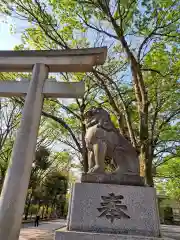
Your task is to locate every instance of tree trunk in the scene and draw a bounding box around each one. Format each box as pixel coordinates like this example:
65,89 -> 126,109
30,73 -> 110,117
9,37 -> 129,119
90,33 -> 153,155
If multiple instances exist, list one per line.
118,36 -> 150,185
140,145 -> 154,186
41,205 -> 45,219
24,193 -> 32,220
79,103 -> 88,173
145,160 -> 153,186
145,148 -> 154,187
0,169 -> 6,191
45,204 -> 49,218
81,122 -> 88,172
37,200 -> 41,215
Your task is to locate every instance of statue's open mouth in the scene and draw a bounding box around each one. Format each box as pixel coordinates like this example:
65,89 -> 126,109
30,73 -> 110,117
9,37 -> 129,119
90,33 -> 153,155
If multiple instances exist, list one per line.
84,110 -> 94,119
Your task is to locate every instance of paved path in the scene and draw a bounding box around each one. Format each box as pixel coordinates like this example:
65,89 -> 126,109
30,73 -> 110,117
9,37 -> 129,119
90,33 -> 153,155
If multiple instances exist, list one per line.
19,220 -> 180,240
19,219 -> 66,240
161,224 -> 180,239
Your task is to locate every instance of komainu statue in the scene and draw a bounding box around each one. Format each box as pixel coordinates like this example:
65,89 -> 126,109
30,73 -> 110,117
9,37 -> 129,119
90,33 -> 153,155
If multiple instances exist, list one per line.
82,107 -> 143,185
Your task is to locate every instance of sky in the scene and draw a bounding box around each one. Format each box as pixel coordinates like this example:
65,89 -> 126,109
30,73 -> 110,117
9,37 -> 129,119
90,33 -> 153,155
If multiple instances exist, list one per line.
0,20 -> 22,50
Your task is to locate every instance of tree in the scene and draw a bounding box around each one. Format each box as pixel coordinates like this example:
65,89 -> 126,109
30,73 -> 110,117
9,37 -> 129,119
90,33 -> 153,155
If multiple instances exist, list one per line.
42,170 -> 68,217
24,146 -> 51,220
74,0 -> 180,186
1,0 -> 180,186
0,98 -> 21,189
24,148 -> 72,219
29,170 -> 68,219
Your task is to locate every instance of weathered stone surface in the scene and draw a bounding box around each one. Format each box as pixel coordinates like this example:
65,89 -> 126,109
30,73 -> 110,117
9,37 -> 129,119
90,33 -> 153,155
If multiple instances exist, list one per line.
84,107 -> 141,184
55,228 -> 174,240
0,47 -> 107,72
81,173 -> 144,186
0,80 -> 85,98
67,183 -> 160,237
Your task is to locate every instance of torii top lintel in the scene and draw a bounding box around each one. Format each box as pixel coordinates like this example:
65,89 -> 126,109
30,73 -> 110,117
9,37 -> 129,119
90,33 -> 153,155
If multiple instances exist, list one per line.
0,47 -> 107,72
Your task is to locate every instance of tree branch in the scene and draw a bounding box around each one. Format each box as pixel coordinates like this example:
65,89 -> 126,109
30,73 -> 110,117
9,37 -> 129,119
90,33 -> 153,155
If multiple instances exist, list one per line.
14,97 -> 82,154
141,68 -> 165,77
95,69 -> 137,147
41,110 -> 82,154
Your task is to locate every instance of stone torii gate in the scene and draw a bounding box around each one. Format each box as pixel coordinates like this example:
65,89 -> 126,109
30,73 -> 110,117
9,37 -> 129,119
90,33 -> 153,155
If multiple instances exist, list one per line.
0,48 -> 107,240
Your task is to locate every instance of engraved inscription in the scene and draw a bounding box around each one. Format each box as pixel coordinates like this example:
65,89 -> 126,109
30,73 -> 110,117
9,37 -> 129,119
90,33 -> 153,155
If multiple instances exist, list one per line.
97,193 -> 130,223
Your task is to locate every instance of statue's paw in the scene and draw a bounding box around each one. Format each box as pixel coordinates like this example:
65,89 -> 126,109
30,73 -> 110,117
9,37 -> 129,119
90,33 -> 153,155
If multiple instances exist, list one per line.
90,165 -> 104,173
87,168 -> 94,173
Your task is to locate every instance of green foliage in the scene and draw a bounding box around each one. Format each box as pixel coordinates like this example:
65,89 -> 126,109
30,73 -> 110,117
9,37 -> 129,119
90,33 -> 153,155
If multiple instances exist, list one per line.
156,158 -> 180,202
43,170 -> 68,196
24,149 -> 70,219
34,146 -> 51,170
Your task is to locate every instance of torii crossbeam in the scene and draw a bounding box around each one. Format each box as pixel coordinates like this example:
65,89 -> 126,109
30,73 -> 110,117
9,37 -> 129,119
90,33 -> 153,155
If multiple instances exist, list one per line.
0,80 -> 84,98
0,47 -> 107,240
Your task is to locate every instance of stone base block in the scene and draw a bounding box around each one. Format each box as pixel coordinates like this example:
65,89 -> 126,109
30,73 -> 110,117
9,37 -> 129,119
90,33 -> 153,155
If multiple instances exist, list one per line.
55,228 -> 174,240
81,173 -> 144,186
67,183 -> 160,237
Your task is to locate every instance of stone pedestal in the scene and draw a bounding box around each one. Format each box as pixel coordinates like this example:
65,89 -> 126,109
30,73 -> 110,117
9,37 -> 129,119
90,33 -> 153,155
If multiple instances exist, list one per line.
81,173 -> 144,186
55,182 -> 177,239
56,228 -> 174,240
68,183 -> 160,236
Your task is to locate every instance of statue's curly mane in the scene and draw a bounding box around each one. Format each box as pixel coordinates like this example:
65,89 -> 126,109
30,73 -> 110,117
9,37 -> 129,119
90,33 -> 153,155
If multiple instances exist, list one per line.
85,107 -> 118,133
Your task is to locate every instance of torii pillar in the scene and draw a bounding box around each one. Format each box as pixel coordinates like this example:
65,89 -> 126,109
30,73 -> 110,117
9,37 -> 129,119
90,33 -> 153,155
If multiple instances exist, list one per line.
0,48 -> 107,240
